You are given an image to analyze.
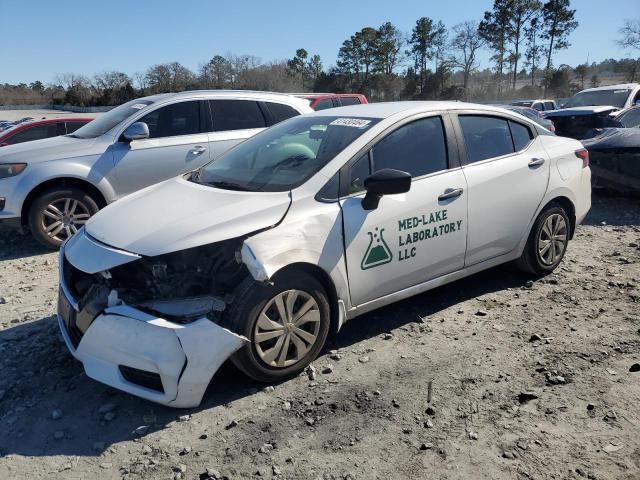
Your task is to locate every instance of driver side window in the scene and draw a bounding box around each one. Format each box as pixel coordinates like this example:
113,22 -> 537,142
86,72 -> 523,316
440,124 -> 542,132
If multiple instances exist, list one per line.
137,101 -> 200,139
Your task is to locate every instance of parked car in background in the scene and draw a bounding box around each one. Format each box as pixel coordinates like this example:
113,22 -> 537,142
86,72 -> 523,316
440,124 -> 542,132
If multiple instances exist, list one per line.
561,83 -> 640,110
511,99 -> 558,111
295,93 -> 368,110
582,128 -> 640,194
58,101 -> 591,407
614,105 -> 640,129
544,106 -> 619,139
0,121 -> 15,131
504,105 -> 556,133
0,118 -> 92,146
0,90 -> 312,248
15,117 -> 35,124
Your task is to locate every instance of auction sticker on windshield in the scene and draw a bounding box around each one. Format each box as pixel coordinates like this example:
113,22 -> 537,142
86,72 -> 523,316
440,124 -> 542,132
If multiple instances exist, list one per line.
330,118 -> 372,128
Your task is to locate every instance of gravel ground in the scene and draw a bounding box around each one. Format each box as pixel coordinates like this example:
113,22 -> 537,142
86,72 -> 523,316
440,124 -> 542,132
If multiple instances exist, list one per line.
0,194 -> 639,480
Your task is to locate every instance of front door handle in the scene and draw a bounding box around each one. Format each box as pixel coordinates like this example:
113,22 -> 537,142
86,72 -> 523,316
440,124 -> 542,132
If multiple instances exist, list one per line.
190,145 -> 207,155
438,188 -> 464,201
528,157 -> 545,168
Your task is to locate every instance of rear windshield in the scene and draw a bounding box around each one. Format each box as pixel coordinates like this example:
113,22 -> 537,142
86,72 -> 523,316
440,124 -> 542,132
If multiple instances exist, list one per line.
69,99 -> 154,139
563,89 -> 631,109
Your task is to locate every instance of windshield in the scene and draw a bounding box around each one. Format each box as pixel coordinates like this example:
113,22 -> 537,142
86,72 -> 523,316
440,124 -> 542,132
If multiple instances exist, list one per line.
196,115 -> 379,192
563,89 -> 631,109
69,99 -> 155,139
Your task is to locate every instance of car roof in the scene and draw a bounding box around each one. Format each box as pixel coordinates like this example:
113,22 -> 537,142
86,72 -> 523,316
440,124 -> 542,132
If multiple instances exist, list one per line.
306,101 -> 514,119
138,90 -> 310,111
578,83 -> 640,93
294,93 -> 364,99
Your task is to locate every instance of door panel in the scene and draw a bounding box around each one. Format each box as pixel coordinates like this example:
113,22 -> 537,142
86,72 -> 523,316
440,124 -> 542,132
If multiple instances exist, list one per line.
341,170 -> 468,306
109,133 -> 210,198
206,128 -> 264,162
462,136 -> 550,265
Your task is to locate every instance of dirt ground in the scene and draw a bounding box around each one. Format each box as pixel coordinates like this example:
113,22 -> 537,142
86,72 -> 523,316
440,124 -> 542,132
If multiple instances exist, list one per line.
0,194 -> 639,480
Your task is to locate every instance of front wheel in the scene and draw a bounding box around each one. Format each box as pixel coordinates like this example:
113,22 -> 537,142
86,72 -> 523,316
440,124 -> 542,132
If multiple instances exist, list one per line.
225,271 -> 331,382
28,187 -> 99,249
517,202 -> 571,275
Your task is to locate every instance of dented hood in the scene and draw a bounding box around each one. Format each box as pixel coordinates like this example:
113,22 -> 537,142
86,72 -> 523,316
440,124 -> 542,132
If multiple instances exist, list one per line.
85,176 -> 291,256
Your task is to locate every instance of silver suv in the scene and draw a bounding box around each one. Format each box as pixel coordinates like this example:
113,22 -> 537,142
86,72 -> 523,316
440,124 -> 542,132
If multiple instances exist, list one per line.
0,90 -> 312,248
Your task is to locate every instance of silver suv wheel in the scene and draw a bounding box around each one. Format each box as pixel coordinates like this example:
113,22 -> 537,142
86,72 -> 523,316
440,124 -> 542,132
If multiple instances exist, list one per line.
42,197 -> 91,242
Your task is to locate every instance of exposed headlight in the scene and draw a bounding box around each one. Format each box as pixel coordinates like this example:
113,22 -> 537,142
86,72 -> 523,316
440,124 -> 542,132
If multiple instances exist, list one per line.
0,163 -> 27,179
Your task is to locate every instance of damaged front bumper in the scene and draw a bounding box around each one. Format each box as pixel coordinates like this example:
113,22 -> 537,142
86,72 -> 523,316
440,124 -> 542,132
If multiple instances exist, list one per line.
57,235 -> 248,408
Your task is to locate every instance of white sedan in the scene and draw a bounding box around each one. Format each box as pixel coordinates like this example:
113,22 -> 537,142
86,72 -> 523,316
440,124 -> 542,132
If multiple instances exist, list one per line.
57,102 -> 591,407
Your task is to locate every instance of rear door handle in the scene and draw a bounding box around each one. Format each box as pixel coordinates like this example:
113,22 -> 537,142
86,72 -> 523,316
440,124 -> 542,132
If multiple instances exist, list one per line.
528,157 -> 545,168
190,145 -> 207,154
438,188 -> 464,201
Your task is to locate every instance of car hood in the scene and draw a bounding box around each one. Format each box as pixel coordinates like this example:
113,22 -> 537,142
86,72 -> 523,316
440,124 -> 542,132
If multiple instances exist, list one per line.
545,106 -> 618,117
0,134 -> 101,163
85,176 -> 292,257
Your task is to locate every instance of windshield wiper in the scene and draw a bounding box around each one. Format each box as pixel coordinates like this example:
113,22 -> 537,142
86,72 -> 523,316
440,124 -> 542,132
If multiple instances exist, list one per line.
207,180 -> 254,191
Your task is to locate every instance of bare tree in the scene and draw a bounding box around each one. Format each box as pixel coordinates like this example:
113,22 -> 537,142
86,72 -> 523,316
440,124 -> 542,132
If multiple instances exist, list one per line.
617,18 -> 640,51
451,21 -> 485,95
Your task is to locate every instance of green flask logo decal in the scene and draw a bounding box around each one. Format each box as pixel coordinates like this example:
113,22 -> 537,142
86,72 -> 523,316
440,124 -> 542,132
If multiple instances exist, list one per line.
361,227 -> 392,270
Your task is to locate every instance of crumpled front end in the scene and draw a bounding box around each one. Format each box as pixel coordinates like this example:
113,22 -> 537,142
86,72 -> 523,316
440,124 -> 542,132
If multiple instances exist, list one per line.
57,229 -> 249,408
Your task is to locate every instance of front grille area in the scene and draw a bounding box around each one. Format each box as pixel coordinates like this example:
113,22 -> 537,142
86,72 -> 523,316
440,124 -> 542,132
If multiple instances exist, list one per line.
119,365 -> 165,393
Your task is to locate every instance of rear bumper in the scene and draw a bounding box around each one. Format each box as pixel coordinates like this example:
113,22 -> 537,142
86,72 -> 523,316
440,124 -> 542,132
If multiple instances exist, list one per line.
575,167 -> 592,227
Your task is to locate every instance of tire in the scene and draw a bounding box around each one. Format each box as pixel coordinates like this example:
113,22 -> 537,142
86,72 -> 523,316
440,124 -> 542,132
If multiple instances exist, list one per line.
28,186 -> 99,250
225,270 -> 331,383
517,202 -> 571,275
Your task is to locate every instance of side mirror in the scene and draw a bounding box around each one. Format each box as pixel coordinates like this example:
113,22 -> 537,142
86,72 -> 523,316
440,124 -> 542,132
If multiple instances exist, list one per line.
362,169 -> 411,211
123,122 -> 149,141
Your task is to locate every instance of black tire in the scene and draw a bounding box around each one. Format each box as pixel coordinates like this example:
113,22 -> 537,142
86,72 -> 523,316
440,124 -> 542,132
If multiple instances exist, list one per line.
225,270 -> 331,383
517,202 -> 571,275
28,186 -> 99,250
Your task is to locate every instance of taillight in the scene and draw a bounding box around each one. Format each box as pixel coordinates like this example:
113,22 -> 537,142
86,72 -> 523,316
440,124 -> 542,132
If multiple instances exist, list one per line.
575,148 -> 589,168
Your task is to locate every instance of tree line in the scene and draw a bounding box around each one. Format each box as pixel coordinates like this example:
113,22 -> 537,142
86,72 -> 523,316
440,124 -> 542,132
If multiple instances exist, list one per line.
1,5 -> 638,107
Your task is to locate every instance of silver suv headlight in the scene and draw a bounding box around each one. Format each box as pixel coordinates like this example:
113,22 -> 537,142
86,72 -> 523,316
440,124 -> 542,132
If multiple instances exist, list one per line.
0,163 -> 27,179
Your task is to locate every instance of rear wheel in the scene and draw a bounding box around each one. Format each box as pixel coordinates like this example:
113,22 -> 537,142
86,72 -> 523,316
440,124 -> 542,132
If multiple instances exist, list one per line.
225,271 -> 331,382
517,202 -> 570,275
28,187 -> 99,249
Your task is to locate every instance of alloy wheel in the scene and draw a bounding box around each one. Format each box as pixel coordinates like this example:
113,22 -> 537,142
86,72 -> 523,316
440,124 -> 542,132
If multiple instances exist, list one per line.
254,289 -> 321,368
41,198 -> 91,242
537,213 -> 567,266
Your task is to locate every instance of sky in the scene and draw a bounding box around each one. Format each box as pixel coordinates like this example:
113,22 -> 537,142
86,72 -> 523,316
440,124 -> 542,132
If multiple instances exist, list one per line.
1,0 -> 637,85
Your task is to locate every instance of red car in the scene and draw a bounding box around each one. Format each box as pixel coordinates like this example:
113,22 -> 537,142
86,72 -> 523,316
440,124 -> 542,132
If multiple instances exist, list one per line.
294,93 -> 368,111
0,117 -> 93,146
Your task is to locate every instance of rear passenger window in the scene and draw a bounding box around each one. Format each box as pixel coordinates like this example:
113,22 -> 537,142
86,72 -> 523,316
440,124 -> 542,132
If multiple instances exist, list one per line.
544,102 -> 555,111
339,97 -> 361,106
509,121 -> 533,151
459,116 -> 514,163
138,101 -> 200,138
7,123 -> 59,144
65,121 -> 87,134
264,102 -> 299,124
210,100 -> 266,131
314,99 -> 335,111
372,117 -> 448,178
